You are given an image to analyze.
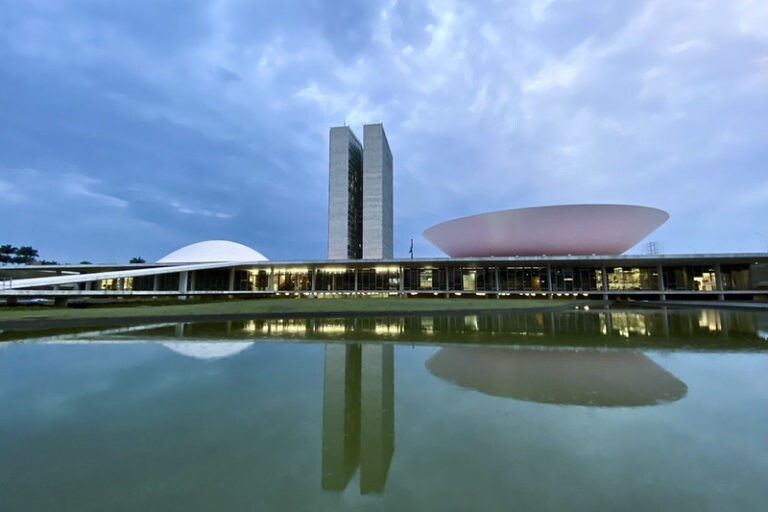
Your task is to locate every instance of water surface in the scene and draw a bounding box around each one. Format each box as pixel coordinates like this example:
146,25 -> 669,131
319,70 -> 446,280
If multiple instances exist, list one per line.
1,308 -> 766,511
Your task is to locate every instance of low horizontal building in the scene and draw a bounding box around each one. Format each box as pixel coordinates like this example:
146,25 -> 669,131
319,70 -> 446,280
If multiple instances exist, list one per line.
2,253 -> 767,303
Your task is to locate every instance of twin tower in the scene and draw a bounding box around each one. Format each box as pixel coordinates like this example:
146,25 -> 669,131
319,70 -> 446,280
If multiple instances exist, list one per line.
328,123 -> 393,260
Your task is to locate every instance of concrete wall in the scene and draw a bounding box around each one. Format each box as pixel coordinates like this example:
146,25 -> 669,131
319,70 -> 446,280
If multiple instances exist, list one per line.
363,123 -> 393,259
328,127 -> 363,259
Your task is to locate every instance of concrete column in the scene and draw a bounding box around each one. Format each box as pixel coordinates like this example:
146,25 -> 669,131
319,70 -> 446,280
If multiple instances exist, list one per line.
657,264 -> 665,301
178,271 -> 189,297
189,271 -> 196,292
399,267 -> 404,295
494,267 -> 501,298
85,281 -> 92,291
601,266 -> 609,301
152,275 -> 159,292
117,278 -> 125,291
354,269 -> 359,292
715,263 -> 724,301
546,265 -> 553,300
228,268 -> 236,291
269,268 -> 275,292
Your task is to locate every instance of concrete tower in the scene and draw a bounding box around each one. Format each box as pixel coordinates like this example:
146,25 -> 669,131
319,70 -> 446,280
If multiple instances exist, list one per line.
328,126 -> 363,260
362,123 -> 393,259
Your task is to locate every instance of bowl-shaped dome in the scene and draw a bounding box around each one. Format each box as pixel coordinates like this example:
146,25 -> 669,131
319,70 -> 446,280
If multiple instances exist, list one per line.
423,204 -> 668,257
158,240 -> 268,263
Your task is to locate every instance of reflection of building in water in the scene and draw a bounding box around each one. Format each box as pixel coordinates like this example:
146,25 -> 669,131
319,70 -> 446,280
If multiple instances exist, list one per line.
321,345 -> 361,490
600,312 -> 650,337
698,309 -> 723,332
322,343 -> 394,495
360,344 -> 395,494
13,309 -> 765,355
162,342 -> 253,360
426,347 -> 687,407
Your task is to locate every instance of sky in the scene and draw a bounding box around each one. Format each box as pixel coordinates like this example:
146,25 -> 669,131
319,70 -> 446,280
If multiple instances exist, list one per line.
0,0 -> 766,264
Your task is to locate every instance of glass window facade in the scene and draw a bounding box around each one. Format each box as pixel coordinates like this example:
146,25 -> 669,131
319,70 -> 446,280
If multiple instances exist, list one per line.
597,267 -> 657,291
358,268 -> 400,291
119,259 -> 765,297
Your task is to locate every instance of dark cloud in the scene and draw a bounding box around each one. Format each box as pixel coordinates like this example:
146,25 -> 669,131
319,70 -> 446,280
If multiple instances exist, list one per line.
0,0 -> 765,263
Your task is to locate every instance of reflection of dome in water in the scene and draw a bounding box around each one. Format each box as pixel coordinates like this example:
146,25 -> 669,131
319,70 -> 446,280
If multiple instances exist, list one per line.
158,240 -> 268,263
162,342 -> 253,360
426,347 -> 687,407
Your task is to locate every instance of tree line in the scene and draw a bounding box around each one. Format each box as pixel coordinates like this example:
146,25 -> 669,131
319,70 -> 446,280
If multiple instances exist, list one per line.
0,245 -> 40,265
1,244 -> 146,265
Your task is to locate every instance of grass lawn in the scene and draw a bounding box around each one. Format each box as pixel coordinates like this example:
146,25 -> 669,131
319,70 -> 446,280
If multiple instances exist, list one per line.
0,297 -> 574,324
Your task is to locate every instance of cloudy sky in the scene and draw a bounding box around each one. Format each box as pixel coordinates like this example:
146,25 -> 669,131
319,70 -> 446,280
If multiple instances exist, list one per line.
1,0 -> 766,263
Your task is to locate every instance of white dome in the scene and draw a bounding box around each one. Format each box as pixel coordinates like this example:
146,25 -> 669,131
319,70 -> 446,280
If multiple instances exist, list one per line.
423,205 -> 669,257
158,240 -> 268,263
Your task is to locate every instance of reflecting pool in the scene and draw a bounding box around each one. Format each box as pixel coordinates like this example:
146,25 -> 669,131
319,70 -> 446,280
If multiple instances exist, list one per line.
1,308 -> 767,511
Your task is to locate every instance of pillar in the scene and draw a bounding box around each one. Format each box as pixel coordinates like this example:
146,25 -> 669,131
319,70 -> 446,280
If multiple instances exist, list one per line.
715,263 -> 724,301
601,266 -> 608,301
657,264 -> 665,301
228,268 -> 236,291
546,265 -> 553,300
178,271 -> 188,300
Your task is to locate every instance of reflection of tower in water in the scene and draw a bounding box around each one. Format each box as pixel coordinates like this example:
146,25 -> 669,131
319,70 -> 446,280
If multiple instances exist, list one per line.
322,343 -> 394,495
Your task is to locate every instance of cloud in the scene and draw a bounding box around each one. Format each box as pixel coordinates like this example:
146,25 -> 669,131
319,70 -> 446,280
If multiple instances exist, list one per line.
531,0 -> 555,22
61,174 -> 129,208
170,201 -> 233,219
0,0 -> 765,261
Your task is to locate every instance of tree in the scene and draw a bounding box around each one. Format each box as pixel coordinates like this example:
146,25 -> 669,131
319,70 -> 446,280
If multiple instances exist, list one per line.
12,246 -> 38,265
37,260 -> 59,265
0,244 -> 17,266
80,261 -> 92,265
129,257 -> 146,264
